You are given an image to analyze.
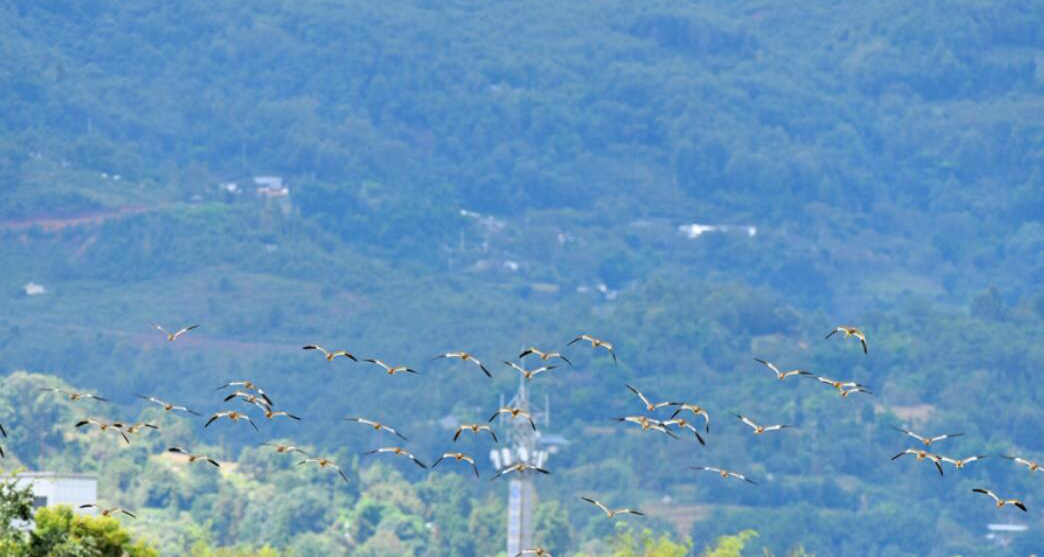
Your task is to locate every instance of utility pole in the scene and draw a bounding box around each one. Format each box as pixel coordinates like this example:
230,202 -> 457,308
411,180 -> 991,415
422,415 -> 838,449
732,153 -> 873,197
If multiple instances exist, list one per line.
490,375 -> 550,557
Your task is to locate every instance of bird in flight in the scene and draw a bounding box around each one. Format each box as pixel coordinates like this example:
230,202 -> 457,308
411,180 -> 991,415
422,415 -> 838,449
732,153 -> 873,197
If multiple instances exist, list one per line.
150,322 -> 199,342
891,449 -> 944,476
114,422 -> 159,435
735,414 -> 792,435
79,504 -> 136,518
491,463 -> 550,480
972,488 -> 1027,511
838,386 -> 873,397
167,447 -> 220,467
363,447 -> 428,468
362,359 -> 418,375
752,358 -> 811,380
224,391 -> 272,409
579,496 -> 644,518
626,385 -> 674,412
214,381 -> 273,407
261,443 -> 307,455
825,326 -> 868,354
39,388 -> 107,402
432,352 -> 491,377
345,417 -> 408,440
205,411 -> 259,432
661,418 -> 706,445
814,376 -> 870,394
135,394 -> 201,416
667,403 -> 710,432
891,427 -> 963,447
489,407 -> 537,430
254,403 -> 301,421
504,361 -> 557,380
298,457 -> 350,483
518,347 -> 572,366
690,466 -> 756,484
1002,455 -> 1044,473
302,345 -> 357,361
613,416 -> 678,439
75,419 -> 129,444
432,452 -> 480,477
567,335 -> 617,363
939,455 -> 986,469
454,423 -> 498,442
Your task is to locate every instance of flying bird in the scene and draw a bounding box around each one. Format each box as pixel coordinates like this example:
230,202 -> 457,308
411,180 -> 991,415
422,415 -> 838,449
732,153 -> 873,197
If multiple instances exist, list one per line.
254,403 -> 301,421
661,418 -> 706,445
891,427 -> 963,447
79,504 -> 136,518
363,447 -> 428,468
150,322 -> 199,342
891,449 -> 945,476
39,388 -> 107,402
432,352 -> 491,377
75,419 -> 129,443
814,376 -> 869,393
690,466 -> 756,484
735,414 -> 792,435
489,407 -> 537,430
224,391 -> 272,409
432,452 -> 480,477
518,347 -> 572,366
302,345 -> 357,361
667,403 -> 710,432
491,463 -> 549,480
1002,455 -> 1044,473
214,381 -> 273,406
167,447 -> 220,467
205,411 -> 259,432
579,496 -> 644,518
752,358 -> 811,380
825,326 -> 868,354
972,488 -> 1027,511
567,334 -> 617,363
838,386 -> 873,397
298,457 -> 350,483
261,443 -> 307,455
504,361 -> 556,380
939,455 -> 986,469
626,385 -> 674,412
454,423 -> 498,443
345,417 -> 408,440
135,394 -> 201,416
362,359 -> 418,375
114,422 -> 159,435
613,416 -> 678,439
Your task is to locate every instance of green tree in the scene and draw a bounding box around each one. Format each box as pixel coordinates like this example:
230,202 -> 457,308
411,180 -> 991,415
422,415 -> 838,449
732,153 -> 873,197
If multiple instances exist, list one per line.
28,506 -> 157,557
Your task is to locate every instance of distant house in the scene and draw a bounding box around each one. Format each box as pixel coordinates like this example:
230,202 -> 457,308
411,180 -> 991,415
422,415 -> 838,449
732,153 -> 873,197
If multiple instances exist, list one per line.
253,176 -> 289,198
12,472 -> 98,528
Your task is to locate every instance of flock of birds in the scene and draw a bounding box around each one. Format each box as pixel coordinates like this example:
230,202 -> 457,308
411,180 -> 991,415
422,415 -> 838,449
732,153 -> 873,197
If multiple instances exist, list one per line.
3,321 -> 1035,555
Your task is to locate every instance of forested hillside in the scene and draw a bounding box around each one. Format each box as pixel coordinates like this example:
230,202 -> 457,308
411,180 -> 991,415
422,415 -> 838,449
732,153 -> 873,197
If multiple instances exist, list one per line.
1,0 -> 1042,555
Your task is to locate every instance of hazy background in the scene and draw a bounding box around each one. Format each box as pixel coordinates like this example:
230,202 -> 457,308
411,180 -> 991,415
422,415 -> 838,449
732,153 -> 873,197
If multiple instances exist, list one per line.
1,0 -> 1043,555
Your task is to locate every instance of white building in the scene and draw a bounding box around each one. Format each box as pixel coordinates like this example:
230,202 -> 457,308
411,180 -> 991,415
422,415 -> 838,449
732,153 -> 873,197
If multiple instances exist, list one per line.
14,472 -> 97,517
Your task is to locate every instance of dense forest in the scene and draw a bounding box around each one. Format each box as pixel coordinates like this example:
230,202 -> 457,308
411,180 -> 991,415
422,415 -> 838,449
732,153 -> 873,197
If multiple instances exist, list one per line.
1,0 -> 1042,555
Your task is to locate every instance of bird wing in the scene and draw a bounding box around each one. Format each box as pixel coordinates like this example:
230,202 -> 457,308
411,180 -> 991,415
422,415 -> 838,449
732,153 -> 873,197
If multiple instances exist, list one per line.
824,327 -> 842,339
1012,500 -> 1027,512
626,385 -> 651,408
173,325 -> 199,338
736,414 -> 759,430
730,472 -> 756,484
973,488 -> 1000,502
763,425 -> 790,432
891,449 -> 915,460
581,497 -> 610,515
753,358 -> 779,375
150,322 -> 169,335
302,345 -> 327,355
929,433 -> 964,443
892,427 -> 926,444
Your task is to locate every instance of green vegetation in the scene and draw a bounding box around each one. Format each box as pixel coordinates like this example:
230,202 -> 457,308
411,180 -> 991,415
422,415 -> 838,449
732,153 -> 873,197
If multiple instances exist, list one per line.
0,0 -> 1041,555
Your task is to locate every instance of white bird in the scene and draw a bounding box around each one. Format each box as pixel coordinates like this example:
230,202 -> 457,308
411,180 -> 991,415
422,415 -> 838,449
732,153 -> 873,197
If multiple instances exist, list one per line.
891,449 -> 944,476
302,345 -> 357,361
39,388 -> 107,402
667,403 -> 710,432
432,452 -> 480,477
432,352 -> 491,377
362,358 -> 418,375
939,455 -> 986,469
345,417 -> 408,440
135,394 -> 201,416
489,407 -> 536,430
491,463 -> 549,480
891,427 -> 963,447
519,347 -> 572,366
454,424 -> 498,443
261,443 -> 307,455
75,418 -> 129,444
504,361 -> 556,380
1002,455 -> 1044,473
690,466 -> 756,484
613,416 -> 678,439
363,447 -> 427,468
752,358 -> 811,380
972,488 -> 1027,511
214,381 -> 273,406
167,447 -> 220,467
825,326 -> 868,354
205,411 -> 259,432
79,504 -> 136,518
626,384 -> 674,412
566,334 -> 617,363
579,496 -> 644,518
150,322 -> 199,342
298,457 -> 350,483
661,418 -> 705,445
735,414 -> 792,435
